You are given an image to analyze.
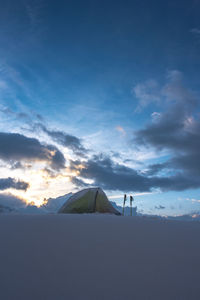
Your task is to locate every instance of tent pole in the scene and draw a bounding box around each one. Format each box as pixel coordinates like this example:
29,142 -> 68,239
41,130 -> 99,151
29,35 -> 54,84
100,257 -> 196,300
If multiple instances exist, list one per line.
93,188 -> 99,212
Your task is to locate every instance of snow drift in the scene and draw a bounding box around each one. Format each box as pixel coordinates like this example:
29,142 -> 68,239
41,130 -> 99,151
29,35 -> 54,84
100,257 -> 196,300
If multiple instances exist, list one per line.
0,214 -> 200,300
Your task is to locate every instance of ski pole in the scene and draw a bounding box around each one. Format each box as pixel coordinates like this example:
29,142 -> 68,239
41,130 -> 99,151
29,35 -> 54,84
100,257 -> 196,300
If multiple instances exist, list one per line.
123,194 -> 127,216
130,195 -> 133,216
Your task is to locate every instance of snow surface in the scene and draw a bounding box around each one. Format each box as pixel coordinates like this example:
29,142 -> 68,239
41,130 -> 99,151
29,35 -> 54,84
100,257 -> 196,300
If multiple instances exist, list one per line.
0,214 -> 200,300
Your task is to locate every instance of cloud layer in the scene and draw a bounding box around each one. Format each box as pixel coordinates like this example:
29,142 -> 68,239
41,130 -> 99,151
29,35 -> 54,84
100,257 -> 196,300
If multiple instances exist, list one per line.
69,154 -> 199,192
134,71 -> 200,190
0,132 -> 66,170
36,123 -> 87,157
69,71 -> 200,193
0,177 -> 29,191
0,70 -> 199,198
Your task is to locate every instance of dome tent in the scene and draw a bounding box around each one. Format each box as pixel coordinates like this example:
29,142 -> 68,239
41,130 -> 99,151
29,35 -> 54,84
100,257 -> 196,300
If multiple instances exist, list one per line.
58,187 -> 121,215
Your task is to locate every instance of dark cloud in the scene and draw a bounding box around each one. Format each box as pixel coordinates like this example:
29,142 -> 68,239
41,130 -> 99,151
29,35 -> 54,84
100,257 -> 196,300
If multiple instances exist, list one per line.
151,174 -> 200,191
0,178 -> 29,191
0,192 -> 73,214
17,112 -> 30,120
0,193 -> 26,210
0,132 -> 66,170
155,205 -> 165,210
134,114 -> 200,154
70,176 -> 90,188
123,158 -> 143,165
11,162 -> 24,169
36,123 -> 87,157
143,163 -> 167,176
36,114 -> 44,121
69,154 -> 198,192
69,155 -> 148,192
0,204 -> 13,213
10,161 -> 32,170
133,71 -> 200,191
1,108 -> 87,157
110,151 -> 121,159
0,193 -> 46,214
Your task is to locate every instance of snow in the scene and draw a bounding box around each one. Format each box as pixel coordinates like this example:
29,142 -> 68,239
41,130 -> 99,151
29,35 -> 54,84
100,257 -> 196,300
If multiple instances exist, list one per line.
0,214 -> 200,300
42,193 -> 73,213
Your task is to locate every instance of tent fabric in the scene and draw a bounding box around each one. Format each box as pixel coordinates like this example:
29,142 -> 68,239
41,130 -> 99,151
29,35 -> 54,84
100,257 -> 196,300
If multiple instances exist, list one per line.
58,187 -> 121,215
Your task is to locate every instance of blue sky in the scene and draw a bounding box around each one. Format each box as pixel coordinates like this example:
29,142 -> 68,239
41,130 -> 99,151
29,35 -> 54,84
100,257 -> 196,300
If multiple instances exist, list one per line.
0,0 -> 200,216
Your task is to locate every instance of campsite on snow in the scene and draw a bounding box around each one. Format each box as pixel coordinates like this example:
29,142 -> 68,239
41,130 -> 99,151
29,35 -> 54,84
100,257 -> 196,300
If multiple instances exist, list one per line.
1,187 -> 200,300
1,0 -> 200,299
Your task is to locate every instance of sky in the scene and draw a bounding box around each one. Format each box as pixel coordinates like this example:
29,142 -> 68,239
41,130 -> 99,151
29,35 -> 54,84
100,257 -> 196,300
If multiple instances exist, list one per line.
0,0 -> 200,216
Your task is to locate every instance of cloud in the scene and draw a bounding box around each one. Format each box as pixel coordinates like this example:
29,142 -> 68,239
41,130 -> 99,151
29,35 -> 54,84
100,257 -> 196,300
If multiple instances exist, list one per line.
0,193 -> 46,214
116,126 -> 126,136
69,154 -> 199,192
69,155 -> 150,192
155,205 -> 165,210
11,162 -> 26,170
132,79 -> 161,111
166,213 -> 200,222
0,80 -> 7,90
133,70 -> 200,190
0,132 -> 66,170
0,193 -> 27,210
190,28 -> 200,35
144,163 -> 167,176
151,112 -> 161,122
0,105 -> 44,122
67,71 -> 200,193
0,191 -> 73,214
133,70 -> 196,112
186,198 -> 200,203
0,177 -> 29,191
70,176 -> 91,188
36,123 -> 87,157
25,1 -> 44,29
109,191 -> 155,199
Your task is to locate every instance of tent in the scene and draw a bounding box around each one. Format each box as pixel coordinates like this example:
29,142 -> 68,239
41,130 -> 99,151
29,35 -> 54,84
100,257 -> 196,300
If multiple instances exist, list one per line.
58,187 -> 121,215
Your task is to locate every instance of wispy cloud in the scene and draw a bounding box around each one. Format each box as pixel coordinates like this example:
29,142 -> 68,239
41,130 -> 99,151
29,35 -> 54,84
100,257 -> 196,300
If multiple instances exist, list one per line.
186,198 -> 200,203
24,0 -> 45,29
155,205 -> 165,210
109,191 -> 156,199
132,70 -> 195,112
116,126 -> 126,136
132,79 -> 161,112
190,28 -> 200,35
35,123 -> 88,157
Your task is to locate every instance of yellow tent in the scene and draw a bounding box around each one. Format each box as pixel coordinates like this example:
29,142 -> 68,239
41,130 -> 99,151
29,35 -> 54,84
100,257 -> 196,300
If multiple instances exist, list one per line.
58,187 -> 121,215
